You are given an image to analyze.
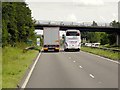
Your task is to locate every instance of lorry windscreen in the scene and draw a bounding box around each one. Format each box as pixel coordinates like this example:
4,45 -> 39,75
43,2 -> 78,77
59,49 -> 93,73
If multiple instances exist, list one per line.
66,32 -> 80,36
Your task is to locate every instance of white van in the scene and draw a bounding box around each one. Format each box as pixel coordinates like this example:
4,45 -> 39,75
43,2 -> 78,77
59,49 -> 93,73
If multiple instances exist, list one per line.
64,29 -> 81,51
91,43 -> 100,47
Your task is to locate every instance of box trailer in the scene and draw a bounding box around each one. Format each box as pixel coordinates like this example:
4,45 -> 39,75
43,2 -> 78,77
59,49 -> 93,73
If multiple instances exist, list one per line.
43,27 -> 60,52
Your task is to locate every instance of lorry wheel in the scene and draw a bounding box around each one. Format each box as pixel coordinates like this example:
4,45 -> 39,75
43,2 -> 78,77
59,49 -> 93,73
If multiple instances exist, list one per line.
64,49 -> 67,52
77,49 -> 80,52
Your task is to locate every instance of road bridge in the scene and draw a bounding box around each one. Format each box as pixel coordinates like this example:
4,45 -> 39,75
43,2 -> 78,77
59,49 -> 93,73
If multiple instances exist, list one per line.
34,20 -> 120,45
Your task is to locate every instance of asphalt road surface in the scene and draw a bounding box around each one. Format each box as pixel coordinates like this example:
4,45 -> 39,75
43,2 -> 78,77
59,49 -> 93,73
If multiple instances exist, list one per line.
26,49 -> 118,88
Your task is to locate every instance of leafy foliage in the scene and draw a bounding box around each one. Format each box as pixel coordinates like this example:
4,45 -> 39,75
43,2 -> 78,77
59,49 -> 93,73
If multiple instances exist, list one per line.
81,20 -> 120,45
110,20 -> 120,28
91,21 -> 98,26
2,2 -> 36,47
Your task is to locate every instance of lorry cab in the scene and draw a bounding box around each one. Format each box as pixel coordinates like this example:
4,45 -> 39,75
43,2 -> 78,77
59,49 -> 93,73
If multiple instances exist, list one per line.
64,29 -> 81,51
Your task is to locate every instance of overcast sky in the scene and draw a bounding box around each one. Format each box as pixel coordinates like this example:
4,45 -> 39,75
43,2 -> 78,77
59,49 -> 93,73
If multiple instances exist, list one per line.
26,0 -> 119,23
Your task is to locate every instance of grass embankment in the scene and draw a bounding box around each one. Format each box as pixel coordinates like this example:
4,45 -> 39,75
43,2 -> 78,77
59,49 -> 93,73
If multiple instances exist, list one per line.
2,46 -> 40,88
81,46 -> 119,60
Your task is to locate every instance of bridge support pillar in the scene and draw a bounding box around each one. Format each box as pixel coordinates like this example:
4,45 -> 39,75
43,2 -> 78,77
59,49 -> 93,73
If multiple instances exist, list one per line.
116,33 -> 120,46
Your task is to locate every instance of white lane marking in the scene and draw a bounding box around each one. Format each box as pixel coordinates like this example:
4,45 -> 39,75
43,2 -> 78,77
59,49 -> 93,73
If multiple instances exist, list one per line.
81,51 -> 120,64
89,74 -> 95,78
73,61 -> 76,63
21,51 -> 42,88
97,56 -> 120,64
79,65 -> 83,68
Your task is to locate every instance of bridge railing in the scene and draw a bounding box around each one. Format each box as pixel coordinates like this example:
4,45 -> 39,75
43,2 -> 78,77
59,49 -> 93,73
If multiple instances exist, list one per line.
35,20 -> 112,28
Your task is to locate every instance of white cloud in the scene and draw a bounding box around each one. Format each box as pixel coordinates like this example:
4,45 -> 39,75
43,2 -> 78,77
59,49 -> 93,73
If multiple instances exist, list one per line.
25,0 -> 72,2
66,14 -> 77,22
100,16 -> 106,22
26,0 -> 119,3
73,0 -> 104,6
26,0 -> 118,23
112,13 -> 117,18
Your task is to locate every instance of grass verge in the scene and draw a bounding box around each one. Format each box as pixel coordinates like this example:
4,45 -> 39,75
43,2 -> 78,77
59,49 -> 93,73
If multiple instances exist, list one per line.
2,46 -> 39,88
81,46 -> 119,60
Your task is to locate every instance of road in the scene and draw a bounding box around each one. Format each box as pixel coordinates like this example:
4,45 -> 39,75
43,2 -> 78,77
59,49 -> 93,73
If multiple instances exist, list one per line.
26,49 -> 118,88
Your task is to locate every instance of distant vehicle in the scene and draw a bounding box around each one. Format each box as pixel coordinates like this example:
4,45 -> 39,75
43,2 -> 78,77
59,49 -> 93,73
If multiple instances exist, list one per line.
43,27 -> 60,52
91,43 -> 100,47
85,43 -> 92,47
64,29 -> 81,51
85,43 -> 100,47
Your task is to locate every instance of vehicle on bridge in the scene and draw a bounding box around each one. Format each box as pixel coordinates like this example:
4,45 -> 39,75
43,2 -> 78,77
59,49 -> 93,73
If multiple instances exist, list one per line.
43,27 -> 60,52
64,29 -> 81,51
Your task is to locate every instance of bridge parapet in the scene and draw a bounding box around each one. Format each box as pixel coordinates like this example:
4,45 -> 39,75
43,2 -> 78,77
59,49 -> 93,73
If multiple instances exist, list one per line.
35,20 -> 112,28
35,20 -> 120,46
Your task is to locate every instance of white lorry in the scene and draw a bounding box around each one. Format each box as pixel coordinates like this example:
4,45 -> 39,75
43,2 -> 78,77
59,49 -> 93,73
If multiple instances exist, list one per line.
43,27 -> 60,52
64,29 -> 81,51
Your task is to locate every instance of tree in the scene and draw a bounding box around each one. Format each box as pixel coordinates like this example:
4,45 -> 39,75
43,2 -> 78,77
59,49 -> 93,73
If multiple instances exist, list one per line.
110,20 -> 120,28
2,2 -> 36,47
100,32 -> 109,45
2,19 -> 8,46
107,33 -> 116,45
91,21 -> 98,26
86,32 -> 101,43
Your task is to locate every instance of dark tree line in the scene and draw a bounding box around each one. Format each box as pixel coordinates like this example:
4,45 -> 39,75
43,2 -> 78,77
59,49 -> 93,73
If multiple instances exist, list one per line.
2,2 -> 36,47
81,21 -> 120,46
